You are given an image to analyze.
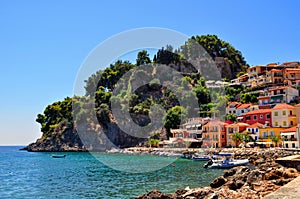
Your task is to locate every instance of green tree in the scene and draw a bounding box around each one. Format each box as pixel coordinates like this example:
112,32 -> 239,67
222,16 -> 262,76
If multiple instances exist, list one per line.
163,106 -> 187,137
232,132 -> 243,147
270,135 -> 281,147
240,92 -> 259,103
136,50 -> 151,66
225,114 -> 237,122
181,35 -> 249,80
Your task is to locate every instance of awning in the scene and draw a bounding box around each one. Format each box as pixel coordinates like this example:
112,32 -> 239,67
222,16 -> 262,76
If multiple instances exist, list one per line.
196,124 -> 201,127
186,125 -> 191,128
281,132 -> 295,136
255,142 -> 273,144
270,95 -> 283,100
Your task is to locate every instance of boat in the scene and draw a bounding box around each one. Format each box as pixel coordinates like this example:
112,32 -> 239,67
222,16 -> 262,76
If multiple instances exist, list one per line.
51,154 -> 66,158
207,159 -> 249,169
192,156 -> 211,161
203,152 -> 248,169
181,151 -> 195,159
192,149 -> 211,161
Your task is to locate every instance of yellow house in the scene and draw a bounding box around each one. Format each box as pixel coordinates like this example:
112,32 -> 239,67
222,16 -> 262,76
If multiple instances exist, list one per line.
272,103 -> 296,128
258,127 -> 284,147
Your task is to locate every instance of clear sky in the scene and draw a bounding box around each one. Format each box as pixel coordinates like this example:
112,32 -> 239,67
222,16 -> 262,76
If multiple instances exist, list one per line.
0,0 -> 299,145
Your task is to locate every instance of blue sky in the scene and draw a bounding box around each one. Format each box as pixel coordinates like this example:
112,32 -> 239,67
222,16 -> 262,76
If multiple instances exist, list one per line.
0,0 -> 299,145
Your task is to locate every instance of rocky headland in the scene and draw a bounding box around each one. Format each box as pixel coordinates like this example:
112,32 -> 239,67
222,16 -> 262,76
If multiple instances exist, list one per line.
135,148 -> 300,199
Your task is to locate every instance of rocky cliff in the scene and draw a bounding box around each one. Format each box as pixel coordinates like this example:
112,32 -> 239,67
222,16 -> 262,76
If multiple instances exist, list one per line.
23,120 -> 147,152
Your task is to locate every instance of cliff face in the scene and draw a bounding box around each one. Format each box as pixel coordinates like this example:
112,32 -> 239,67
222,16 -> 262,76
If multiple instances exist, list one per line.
24,121 -> 147,152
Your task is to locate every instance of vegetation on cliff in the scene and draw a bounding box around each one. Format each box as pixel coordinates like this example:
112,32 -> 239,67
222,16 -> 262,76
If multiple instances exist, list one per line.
31,34 -> 249,150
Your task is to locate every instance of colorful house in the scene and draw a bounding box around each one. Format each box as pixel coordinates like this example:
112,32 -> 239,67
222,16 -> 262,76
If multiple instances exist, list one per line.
281,126 -> 299,148
258,127 -> 283,147
242,109 -> 272,126
226,122 -> 249,147
170,117 -> 206,147
244,122 -> 264,141
226,102 -> 241,115
202,120 -> 228,148
236,103 -> 251,116
283,68 -> 300,87
272,103 -> 296,128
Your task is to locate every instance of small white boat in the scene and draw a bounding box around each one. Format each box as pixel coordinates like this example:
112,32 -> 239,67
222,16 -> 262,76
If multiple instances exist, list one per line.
51,154 -> 66,158
204,152 -> 248,169
208,159 -> 249,169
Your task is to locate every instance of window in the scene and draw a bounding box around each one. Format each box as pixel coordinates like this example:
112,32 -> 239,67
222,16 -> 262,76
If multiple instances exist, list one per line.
241,110 -> 244,113
292,143 -> 296,148
266,114 -> 270,119
290,110 -> 293,115
260,114 -> 263,119
233,110 -> 236,114
253,115 -> 257,120
283,111 -> 286,116
246,116 -> 250,120
270,131 -> 275,137
274,112 -> 278,116
256,128 -> 259,132
229,111 -> 231,114
275,122 -> 278,126
283,121 -> 287,126
263,132 -> 268,138
222,135 -> 224,138
291,121 -> 294,126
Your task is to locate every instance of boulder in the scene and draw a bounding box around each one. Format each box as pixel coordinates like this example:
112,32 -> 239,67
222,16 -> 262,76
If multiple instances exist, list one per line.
135,190 -> 174,199
227,180 -> 244,190
283,168 -> 299,179
210,176 -> 227,188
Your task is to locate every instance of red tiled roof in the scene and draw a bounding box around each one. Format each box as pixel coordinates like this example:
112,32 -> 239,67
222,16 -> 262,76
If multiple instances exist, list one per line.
269,86 -> 287,91
227,122 -> 250,127
272,103 -> 295,110
237,104 -> 251,109
247,122 -> 264,128
281,126 -> 297,133
244,109 -> 272,115
295,104 -> 300,107
270,69 -> 281,72
203,120 -> 226,127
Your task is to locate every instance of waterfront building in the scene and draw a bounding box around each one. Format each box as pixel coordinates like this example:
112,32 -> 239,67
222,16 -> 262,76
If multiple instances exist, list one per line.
226,122 -> 249,147
258,127 -> 283,147
244,122 -> 264,141
272,103 -> 296,128
280,126 -> 299,148
202,120 -> 228,148
242,109 -> 272,126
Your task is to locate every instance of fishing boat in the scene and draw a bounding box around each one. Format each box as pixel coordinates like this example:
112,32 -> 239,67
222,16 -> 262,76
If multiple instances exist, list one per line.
203,152 -> 248,168
51,154 -> 66,158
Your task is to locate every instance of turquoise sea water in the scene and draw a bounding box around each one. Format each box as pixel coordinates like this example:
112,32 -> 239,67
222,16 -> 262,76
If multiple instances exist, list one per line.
0,146 -> 223,199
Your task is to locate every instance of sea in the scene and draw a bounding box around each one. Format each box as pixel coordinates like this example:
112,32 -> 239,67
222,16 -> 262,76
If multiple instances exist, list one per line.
0,146 -> 223,199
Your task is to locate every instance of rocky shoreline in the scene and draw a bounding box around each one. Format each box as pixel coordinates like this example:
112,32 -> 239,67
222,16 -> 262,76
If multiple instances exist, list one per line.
135,148 -> 300,199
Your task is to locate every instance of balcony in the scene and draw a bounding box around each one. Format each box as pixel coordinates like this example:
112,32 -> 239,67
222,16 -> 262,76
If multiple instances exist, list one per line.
282,138 -> 297,142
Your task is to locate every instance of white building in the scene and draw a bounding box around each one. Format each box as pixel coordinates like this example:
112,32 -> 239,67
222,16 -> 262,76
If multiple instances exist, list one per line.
281,126 -> 300,148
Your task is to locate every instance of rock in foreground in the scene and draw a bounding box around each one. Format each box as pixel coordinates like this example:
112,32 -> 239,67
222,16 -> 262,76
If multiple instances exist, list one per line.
135,149 -> 300,199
